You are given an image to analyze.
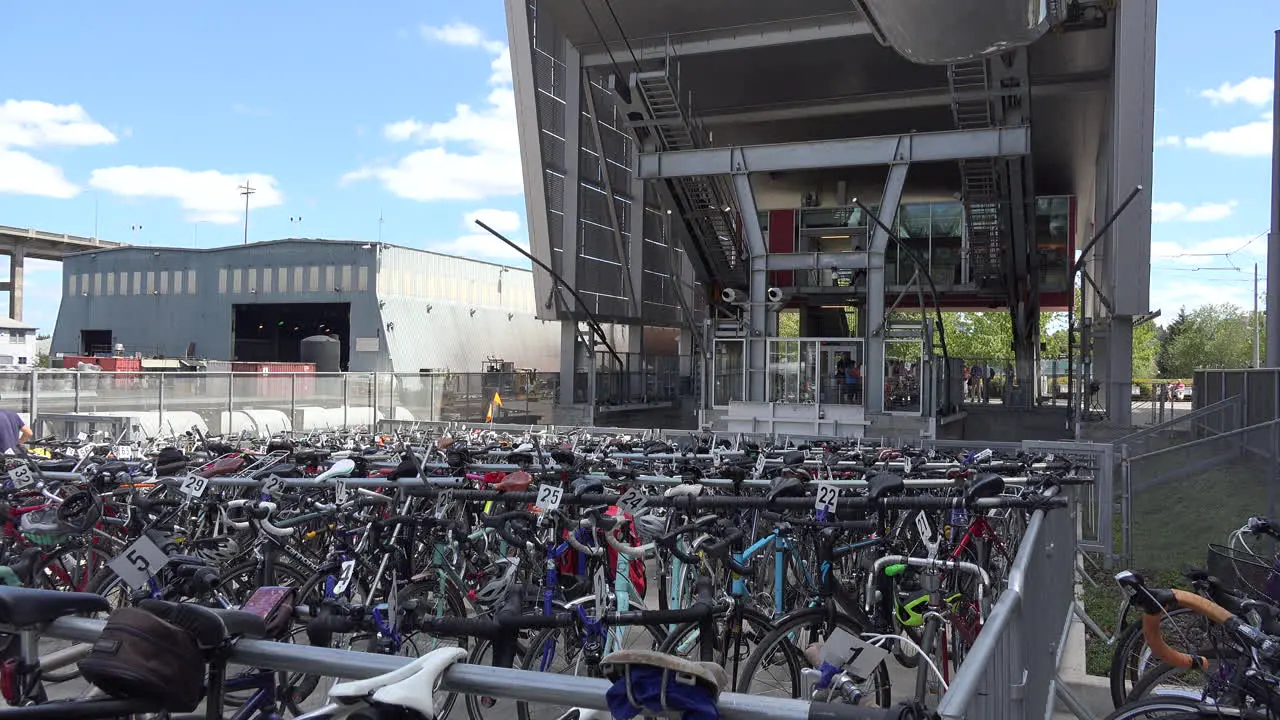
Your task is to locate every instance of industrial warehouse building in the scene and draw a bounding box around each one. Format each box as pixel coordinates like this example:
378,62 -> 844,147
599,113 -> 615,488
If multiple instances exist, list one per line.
50,239 -> 561,373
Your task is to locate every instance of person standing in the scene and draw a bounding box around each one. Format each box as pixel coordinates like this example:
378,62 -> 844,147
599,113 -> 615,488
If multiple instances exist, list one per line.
0,410 -> 32,455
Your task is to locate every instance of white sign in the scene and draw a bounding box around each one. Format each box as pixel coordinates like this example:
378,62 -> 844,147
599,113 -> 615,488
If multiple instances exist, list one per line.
914,511 -> 933,543
261,474 -> 285,495
615,488 -> 647,515
333,478 -> 348,503
820,628 -> 890,681
108,535 -> 171,590
76,432 -> 87,442
9,465 -> 34,489
332,559 -> 357,596
535,484 -> 564,513
814,483 -> 839,514
386,571 -> 399,631
355,337 -> 380,353
116,446 -> 134,460
179,473 -> 209,498
752,454 -> 767,479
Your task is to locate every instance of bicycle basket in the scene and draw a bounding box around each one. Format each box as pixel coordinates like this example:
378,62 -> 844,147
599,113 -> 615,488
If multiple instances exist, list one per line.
1206,543 -> 1280,602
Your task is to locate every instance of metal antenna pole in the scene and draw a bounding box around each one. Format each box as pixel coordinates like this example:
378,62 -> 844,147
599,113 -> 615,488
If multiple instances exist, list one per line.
239,181 -> 256,245
378,209 -> 384,243
1268,28 -> 1280,366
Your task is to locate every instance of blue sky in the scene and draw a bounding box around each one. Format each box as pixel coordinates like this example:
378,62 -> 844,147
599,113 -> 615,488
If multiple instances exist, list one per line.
0,2 -> 1275,333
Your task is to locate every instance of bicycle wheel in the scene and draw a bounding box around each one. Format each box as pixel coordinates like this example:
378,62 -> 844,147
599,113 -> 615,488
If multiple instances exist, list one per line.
733,607 -> 892,708
1108,608 -> 1209,707
657,605 -> 777,690
1125,647 -> 1240,705
1103,695 -> 1259,719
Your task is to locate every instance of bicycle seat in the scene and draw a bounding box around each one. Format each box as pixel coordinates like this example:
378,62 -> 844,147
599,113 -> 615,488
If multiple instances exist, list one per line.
601,648 -> 729,696
782,450 -> 806,466
0,585 -> 110,626
330,647 -> 467,717
865,473 -> 906,501
572,476 -> 604,495
138,600 -> 269,647
766,474 -> 806,502
966,473 -> 1006,502
495,470 -> 533,492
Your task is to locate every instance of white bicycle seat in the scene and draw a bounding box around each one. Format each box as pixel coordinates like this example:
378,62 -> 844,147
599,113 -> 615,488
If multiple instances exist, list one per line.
329,646 -> 466,717
664,483 -> 704,498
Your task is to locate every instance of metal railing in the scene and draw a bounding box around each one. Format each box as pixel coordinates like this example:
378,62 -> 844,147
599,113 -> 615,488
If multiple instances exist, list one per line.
14,371 -> 566,439
937,498 -> 1075,719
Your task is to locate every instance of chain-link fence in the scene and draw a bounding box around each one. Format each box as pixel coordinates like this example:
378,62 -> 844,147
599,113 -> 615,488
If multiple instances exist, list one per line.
1121,400 -> 1277,580
16,370 -> 563,439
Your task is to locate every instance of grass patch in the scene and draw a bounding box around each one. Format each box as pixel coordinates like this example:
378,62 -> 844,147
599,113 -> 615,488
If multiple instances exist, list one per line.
1079,457 -> 1273,676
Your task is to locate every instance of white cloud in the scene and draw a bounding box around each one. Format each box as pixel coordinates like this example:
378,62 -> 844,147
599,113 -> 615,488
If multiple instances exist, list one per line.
0,100 -> 117,149
0,149 -> 79,199
344,26 -> 520,202
1169,112 -> 1273,157
1150,277 -> 1257,320
1200,77 -> 1275,106
0,99 -> 116,199
429,210 -> 528,261
1154,135 -> 1182,147
1150,200 -> 1237,223
420,23 -> 506,54
88,167 -> 284,224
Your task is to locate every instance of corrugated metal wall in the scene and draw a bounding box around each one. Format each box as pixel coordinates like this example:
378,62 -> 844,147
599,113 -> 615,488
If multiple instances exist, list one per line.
51,241 -> 560,373
375,247 -> 559,371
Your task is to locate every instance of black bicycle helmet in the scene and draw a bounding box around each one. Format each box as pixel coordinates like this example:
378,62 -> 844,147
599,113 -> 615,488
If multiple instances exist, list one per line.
57,488 -> 103,533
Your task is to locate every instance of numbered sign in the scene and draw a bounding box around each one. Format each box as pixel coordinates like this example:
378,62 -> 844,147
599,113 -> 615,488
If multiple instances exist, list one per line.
535,484 -> 564,513
116,446 -> 134,460
914,511 -> 933,542
108,535 -> 170,590
615,488 -> 647,515
333,478 -> 348,503
820,628 -> 890,681
261,474 -> 285,495
386,571 -> 399,631
76,432 -> 87,442
752,453 -> 767,479
332,559 -> 357,596
1046,453 -> 1056,463
814,483 -> 839,514
8,465 -> 34,489
179,473 -> 209,498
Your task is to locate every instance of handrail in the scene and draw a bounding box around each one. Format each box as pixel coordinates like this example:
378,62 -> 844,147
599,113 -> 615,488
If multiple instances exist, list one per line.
1111,395 -> 1239,446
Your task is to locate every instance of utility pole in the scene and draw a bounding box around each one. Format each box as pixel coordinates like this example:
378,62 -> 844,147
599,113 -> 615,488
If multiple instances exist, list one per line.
239,180 -> 256,245
1256,262 -> 1262,368
1266,28 -> 1280,366
378,209 -> 384,243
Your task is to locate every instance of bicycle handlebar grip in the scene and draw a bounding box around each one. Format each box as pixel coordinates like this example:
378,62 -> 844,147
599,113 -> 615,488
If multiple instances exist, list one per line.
655,526 -> 702,565
483,511 -> 541,550
415,615 -> 503,638
1139,588 -> 1234,671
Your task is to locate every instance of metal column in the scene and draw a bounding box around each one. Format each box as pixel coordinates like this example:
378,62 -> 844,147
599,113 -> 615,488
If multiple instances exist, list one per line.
864,162 -> 910,414
8,245 -> 23,322
728,150 -> 770,402
557,49 -> 583,390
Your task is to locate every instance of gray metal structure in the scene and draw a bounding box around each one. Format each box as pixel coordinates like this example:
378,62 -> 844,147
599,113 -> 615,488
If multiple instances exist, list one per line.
505,0 -> 1157,433
0,225 -> 125,322
50,239 -> 559,373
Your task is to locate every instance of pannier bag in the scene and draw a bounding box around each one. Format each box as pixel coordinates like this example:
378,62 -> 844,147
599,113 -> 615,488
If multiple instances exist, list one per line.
78,606 -> 206,712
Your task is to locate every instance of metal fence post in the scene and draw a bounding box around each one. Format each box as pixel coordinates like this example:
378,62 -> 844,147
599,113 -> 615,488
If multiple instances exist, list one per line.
28,370 -> 37,425
342,375 -> 349,428
1120,443 -> 1132,567
290,375 -> 297,424
372,372 -> 380,427
1272,421 -> 1279,523
158,375 -> 165,432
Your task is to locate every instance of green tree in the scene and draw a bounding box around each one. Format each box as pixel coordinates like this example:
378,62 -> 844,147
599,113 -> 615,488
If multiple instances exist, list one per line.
1160,304 -> 1258,376
1155,307 -> 1188,377
1132,320 -> 1159,378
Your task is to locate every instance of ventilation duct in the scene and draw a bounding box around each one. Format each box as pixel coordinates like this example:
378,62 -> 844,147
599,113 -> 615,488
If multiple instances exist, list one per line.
854,0 -> 1063,65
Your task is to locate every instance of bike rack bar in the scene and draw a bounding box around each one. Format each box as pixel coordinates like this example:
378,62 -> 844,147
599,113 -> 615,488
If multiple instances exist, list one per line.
39,616 -> 883,720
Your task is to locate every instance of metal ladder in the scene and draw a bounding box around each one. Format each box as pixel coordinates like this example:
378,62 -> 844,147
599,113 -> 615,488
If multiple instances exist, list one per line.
635,67 -> 742,274
947,59 -> 1003,290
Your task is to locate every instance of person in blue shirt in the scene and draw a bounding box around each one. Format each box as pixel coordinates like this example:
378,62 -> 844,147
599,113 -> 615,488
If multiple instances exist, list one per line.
0,410 -> 31,455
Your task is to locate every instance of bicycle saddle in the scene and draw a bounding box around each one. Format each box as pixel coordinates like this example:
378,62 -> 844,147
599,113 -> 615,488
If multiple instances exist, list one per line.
494,470 -> 533,492
782,450 -> 806,466
767,474 -> 807,502
330,647 -> 467,718
572,476 -> 604,495
0,585 -> 110,626
966,473 -> 1006,502
865,472 -> 906,501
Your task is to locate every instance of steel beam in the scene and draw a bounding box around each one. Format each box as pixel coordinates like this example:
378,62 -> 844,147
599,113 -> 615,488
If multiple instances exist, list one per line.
637,127 -> 1030,179
864,162 -> 910,414
697,74 -> 1107,126
731,165 -> 769,403
764,251 -> 880,271
580,14 -> 871,67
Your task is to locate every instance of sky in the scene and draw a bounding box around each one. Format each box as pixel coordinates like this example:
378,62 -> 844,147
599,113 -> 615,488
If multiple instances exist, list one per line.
0,2 -> 1275,334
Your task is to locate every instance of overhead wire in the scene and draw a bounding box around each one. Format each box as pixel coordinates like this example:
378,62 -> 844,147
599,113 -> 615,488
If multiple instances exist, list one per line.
600,0 -> 642,66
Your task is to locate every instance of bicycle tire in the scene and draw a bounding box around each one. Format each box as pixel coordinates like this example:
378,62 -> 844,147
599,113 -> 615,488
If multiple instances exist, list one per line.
733,606 -> 893,708
656,604 -> 778,688
1103,695 -> 1261,719
1108,607 -> 1200,708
